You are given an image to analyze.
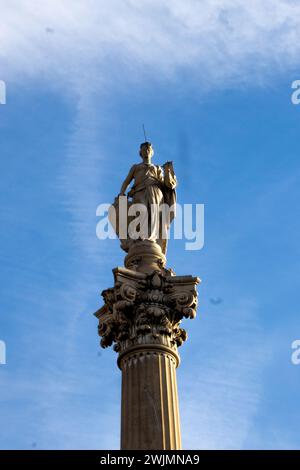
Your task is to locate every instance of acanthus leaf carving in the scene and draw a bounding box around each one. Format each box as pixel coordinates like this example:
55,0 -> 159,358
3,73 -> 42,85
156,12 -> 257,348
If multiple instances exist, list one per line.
95,268 -> 200,354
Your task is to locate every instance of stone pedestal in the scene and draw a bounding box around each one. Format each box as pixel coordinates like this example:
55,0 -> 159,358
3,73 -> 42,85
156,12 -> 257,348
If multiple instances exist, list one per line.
95,265 -> 199,450
124,240 -> 166,274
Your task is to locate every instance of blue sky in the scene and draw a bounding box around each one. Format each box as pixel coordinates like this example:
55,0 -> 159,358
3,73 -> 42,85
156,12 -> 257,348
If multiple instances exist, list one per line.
0,1 -> 300,449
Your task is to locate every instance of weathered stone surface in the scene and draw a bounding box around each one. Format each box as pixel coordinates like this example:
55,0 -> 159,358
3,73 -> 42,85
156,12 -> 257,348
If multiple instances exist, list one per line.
95,267 -> 200,449
120,350 -> 181,450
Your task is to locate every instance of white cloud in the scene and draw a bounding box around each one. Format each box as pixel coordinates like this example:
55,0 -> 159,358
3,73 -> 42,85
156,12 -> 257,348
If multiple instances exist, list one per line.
1,1 -> 297,449
1,0 -> 300,93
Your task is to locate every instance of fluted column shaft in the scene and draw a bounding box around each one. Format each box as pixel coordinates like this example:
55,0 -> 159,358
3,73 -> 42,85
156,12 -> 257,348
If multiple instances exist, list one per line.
119,347 -> 181,450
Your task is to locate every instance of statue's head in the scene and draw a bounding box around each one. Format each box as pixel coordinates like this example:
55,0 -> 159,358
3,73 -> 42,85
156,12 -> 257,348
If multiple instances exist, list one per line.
139,142 -> 154,162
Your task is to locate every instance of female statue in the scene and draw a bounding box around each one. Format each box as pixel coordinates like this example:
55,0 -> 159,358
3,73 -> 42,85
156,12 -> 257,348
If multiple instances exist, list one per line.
110,142 -> 177,255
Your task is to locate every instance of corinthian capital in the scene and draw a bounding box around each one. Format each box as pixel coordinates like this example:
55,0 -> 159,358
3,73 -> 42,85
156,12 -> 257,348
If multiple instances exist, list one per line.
95,268 -> 200,362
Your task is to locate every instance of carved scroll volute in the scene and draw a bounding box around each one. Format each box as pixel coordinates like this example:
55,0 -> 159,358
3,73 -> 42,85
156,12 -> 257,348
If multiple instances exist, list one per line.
95,305 -> 117,349
165,276 -> 200,321
119,283 -> 137,303
174,290 -> 198,319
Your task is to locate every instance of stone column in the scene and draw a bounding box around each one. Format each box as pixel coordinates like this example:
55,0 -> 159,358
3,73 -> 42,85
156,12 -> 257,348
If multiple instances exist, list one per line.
95,263 -> 199,450
120,347 -> 181,450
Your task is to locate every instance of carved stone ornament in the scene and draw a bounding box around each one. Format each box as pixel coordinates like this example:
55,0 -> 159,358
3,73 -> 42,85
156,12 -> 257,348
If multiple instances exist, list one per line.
94,267 -> 200,368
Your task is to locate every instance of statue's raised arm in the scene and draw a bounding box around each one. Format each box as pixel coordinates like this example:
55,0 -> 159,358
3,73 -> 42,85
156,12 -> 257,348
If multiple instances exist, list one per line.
119,164 -> 136,196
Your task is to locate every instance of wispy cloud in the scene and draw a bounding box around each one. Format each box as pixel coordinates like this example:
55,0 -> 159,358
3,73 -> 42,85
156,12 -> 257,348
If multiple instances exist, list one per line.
2,0 -> 300,92
1,1 -> 299,450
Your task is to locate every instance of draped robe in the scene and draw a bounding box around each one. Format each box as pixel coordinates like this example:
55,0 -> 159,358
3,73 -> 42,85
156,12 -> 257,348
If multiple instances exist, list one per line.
110,161 -> 176,254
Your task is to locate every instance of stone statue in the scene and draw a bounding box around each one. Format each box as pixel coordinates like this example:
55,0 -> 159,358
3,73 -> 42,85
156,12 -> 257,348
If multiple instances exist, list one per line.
109,141 -> 177,271
95,139 -> 200,450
